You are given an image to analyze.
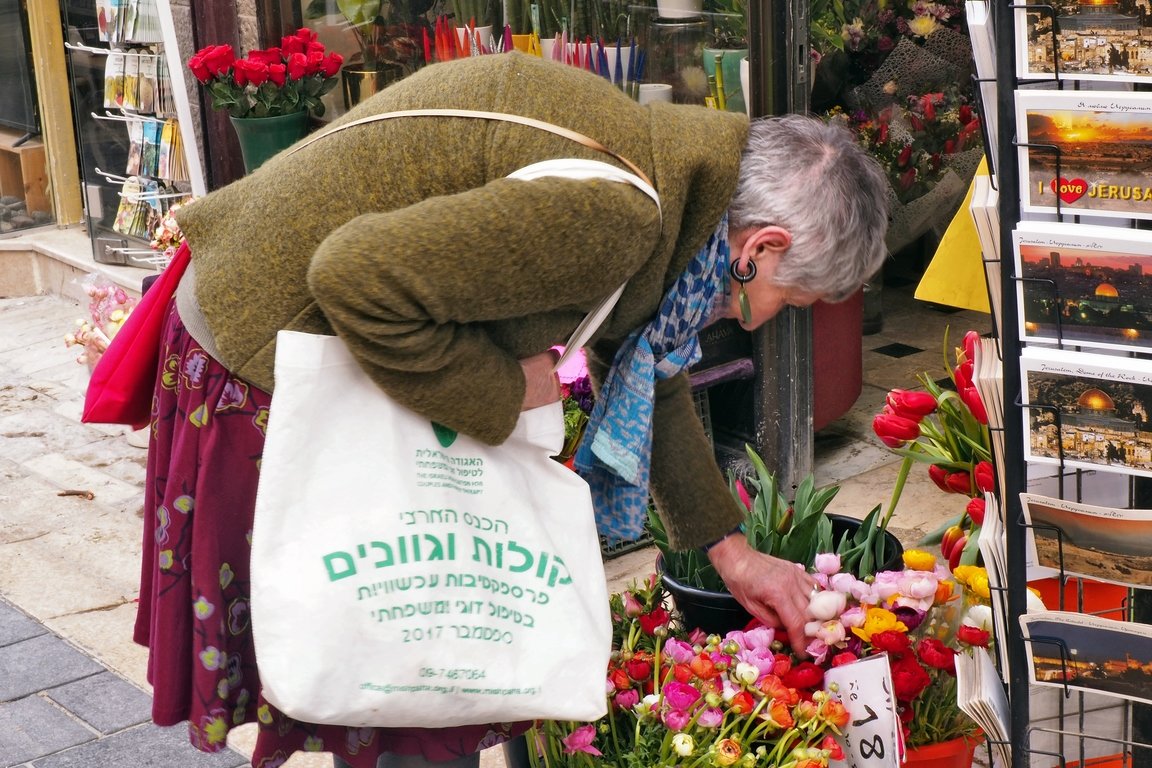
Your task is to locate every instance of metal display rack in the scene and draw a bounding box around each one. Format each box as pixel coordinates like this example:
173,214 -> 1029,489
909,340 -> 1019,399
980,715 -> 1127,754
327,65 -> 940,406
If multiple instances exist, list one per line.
985,2 -> 1152,764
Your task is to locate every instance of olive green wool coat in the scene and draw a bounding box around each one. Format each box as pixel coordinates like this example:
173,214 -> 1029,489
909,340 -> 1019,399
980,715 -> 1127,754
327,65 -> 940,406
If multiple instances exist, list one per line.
174,52 -> 748,550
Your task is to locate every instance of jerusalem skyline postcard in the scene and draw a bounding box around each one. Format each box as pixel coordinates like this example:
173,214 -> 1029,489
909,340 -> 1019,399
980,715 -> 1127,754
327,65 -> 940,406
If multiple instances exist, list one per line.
1021,345 -> 1152,478
1014,221 -> 1152,352
1016,0 -> 1152,84
1017,90 -> 1152,221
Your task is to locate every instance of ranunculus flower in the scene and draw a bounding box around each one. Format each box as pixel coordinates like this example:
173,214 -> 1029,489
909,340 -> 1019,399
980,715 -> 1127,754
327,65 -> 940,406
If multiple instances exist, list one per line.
625,656 -> 652,682
671,732 -> 695,757
886,388 -> 938,419
868,629 -> 912,654
638,605 -> 670,634
663,681 -> 701,711
890,654 -> 932,701
780,661 -> 824,691
902,548 -> 937,572
918,637 -> 957,674
561,725 -> 601,756
851,607 -> 908,643
831,651 -> 858,667
813,552 -> 841,575
714,738 -> 743,766
808,589 -> 847,621
957,623 -> 991,648
729,690 -> 756,714
614,687 -> 639,710
964,603 -> 993,632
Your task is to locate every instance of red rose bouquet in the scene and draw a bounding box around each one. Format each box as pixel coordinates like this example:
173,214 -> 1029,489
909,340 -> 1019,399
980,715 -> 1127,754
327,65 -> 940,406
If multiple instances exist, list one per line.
805,549 -> 989,748
531,576 -> 851,767
871,329 -> 993,569
188,28 -> 343,118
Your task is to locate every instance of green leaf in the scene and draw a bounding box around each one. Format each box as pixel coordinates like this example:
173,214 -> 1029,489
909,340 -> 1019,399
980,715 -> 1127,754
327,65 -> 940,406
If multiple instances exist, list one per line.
919,513 -> 965,546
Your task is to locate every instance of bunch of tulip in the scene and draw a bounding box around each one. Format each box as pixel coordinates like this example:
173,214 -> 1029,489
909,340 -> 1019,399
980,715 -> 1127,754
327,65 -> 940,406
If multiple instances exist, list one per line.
530,576 -> 852,767
64,275 -> 137,368
871,330 -> 993,567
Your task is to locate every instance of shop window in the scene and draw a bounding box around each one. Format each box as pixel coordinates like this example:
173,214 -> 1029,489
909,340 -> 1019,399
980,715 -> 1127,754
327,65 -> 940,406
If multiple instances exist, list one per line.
0,0 -> 52,234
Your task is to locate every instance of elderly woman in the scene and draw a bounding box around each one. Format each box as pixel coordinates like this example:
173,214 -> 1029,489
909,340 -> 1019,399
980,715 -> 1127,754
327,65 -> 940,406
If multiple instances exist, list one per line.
134,52 -> 888,768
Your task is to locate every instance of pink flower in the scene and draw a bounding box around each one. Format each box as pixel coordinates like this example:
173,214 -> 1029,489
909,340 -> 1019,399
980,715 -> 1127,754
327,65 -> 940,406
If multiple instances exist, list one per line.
734,478 -> 753,509
561,725 -> 602,756
614,688 -> 640,710
697,707 -> 724,728
622,591 -> 643,617
813,552 -> 841,575
808,590 -> 847,621
663,638 -> 696,664
661,708 -> 693,731
663,681 -> 701,711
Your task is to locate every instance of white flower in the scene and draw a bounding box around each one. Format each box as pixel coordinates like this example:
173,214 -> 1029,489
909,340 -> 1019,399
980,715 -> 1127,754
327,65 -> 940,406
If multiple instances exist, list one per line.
808,589 -> 848,621
964,604 -> 994,632
672,733 -> 695,757
734,662 -> 759,686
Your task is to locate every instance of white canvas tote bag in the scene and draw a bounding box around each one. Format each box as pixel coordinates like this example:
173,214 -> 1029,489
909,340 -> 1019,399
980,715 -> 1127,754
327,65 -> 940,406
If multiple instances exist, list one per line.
250,158 -> 658,728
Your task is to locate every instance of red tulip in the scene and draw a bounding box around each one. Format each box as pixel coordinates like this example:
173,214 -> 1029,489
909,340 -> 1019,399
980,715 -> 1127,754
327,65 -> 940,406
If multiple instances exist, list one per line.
922,96 -> 936,121
974,461 -> 995,493
961,385 -> 988,425
897,144 -> 913,168
928,464 -> 952,492
966,497 -> 986,527
873,411 -> 921,447
941,524 -> 965,559
948,534 -> 968,570
886,389 -> 938,419
962,330 -> 981,362
954,359 -> 974,390
945,470 -> 972,495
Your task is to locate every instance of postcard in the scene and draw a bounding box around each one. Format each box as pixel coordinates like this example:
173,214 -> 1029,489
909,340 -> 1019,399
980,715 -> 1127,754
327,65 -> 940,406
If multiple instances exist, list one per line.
1020,611 -> 1152,707
1014,221 -> 1152,352
1020,346 -> 1152,478
1020,492 -> 1152,588
1015,4 -> 1152,84
1016,90 -> 1152,221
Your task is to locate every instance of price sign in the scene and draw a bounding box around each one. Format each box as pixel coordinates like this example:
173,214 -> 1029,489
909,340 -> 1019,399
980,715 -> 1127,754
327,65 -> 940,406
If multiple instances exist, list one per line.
825,653 -> 903,768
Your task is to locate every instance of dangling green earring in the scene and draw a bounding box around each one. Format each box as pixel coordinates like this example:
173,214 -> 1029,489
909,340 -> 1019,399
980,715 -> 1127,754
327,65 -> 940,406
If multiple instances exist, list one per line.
730,260 -> 757,324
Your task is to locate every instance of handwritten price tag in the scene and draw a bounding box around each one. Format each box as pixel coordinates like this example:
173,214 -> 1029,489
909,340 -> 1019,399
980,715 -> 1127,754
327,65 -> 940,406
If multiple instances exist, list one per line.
825,653 -> 903,768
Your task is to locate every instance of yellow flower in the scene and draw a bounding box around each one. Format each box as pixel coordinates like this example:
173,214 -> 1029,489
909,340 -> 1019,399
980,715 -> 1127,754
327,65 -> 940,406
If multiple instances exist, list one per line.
201,714 -> 229,746
850,607 -> 908,643
902,549 -> 937,571
907,14 -> 940,37
713,738 -> 743,766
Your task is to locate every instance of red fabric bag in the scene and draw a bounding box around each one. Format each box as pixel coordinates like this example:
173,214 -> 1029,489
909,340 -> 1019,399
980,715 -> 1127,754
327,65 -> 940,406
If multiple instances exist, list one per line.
82,242 -> 191,429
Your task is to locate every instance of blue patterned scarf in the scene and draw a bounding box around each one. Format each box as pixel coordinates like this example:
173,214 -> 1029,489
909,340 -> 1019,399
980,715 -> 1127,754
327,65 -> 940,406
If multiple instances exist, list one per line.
575,215 -> 730,544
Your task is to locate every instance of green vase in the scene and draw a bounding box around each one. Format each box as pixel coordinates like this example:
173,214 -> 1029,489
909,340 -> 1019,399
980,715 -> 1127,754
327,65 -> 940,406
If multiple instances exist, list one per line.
229,111 -> 310,174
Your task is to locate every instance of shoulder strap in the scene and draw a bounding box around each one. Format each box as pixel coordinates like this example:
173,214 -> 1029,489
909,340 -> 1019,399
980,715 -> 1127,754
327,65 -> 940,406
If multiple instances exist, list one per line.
285,108 -> 653,188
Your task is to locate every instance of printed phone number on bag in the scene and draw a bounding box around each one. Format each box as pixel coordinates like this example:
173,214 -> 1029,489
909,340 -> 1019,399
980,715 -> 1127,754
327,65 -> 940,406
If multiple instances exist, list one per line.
419,666 -> 487,680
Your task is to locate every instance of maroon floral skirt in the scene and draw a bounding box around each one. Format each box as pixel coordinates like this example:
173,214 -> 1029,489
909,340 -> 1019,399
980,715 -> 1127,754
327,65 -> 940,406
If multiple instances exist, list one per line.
133,300 -> 521,767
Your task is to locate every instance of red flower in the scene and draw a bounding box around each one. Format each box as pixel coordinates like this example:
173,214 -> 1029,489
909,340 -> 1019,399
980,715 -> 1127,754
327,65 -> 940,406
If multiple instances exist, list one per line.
886,389 -> 938,419
187,52 -> 211,83
918,637 -> 957,674
637,605 -> 669,635
830,651 -> 859,667
957,624 -> 991,648
286,52 -> 308,81
321,53 -> 344,78
780,661 -> 824,692
609,667 -> 630,691
247,47 -> 282,67
974,461 -> 995,493
890,654 -> 931,702
869,630 -> 912,655
873,411 -> 920,447
961,385 -> 988,425
954,359 -> 974,390
306,49 -> 326,76
922,96 -> 936,121
200,44 -> 236,77
928,464 -> 952,492
267,64 -> 287,87
948,534 -> 968,571
625,657 -> 652,683
729,690 -> 756,714
672,663 -> 693,683
689,653 -> 718,680
281,33 -> 308,56
897,144 -> 913,168
944,470 -> 972,495
966,496 -> 986,527
236,59 -> 269,87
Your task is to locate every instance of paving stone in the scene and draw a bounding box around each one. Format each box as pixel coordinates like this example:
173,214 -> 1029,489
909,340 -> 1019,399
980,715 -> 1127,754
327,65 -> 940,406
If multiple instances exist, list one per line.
45,672 -> 151,735
0,634 -> 103,702
0,599 -> 46,647
30,722 -> 249,768
0,694 -> 95,766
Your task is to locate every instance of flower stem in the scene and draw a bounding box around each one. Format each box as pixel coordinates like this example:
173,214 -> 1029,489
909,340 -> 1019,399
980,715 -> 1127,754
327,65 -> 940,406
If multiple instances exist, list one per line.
883,455 -> 913,529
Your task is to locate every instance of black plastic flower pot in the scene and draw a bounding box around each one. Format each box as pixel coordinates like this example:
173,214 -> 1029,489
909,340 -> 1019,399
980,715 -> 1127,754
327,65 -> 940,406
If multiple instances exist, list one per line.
827,513 -> 905,574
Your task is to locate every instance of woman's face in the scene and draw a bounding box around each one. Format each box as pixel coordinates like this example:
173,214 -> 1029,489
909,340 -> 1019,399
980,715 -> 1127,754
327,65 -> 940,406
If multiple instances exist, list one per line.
718,226 -> 825,330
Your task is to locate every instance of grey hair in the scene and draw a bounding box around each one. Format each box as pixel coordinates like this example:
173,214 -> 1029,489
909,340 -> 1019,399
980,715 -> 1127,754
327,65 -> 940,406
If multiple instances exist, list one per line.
727,114 -> 890,302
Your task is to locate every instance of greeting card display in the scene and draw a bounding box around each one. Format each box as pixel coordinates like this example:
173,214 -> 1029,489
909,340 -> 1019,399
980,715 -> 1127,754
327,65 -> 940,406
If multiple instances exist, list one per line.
1020,346 -> 1152,477
1014,5 -> 1152,84
1020,492 -> 1152,589
1014,220 -> 1152,352
1016,90 -> 1152,221
1020,611 -> 1152,707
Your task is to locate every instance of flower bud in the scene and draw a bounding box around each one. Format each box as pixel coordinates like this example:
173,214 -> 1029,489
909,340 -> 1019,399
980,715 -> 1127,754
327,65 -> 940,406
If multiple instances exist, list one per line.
872,411 -> 920,447
966,497 -> 986,527
974,461 -> 995,493
886,388 -> 938,419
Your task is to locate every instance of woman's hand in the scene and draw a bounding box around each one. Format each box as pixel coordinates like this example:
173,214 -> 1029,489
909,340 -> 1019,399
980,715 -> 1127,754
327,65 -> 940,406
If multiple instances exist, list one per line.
707,533 -> 817,657
519,351 -> 562,411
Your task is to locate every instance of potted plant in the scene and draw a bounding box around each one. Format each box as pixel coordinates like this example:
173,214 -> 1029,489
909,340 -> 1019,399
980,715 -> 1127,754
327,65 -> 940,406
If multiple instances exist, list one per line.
649,443 -> 904,634
306,0 -> 431,107
702,0 -> 747,112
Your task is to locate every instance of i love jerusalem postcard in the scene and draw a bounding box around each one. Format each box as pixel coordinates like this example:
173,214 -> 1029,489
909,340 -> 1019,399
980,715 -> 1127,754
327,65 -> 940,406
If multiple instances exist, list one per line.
1016,90 -> 1152,221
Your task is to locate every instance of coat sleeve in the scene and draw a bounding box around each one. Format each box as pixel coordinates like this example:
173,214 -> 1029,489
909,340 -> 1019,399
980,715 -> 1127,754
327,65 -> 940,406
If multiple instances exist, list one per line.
585,341 -> 747,551
306,176 -> 661,446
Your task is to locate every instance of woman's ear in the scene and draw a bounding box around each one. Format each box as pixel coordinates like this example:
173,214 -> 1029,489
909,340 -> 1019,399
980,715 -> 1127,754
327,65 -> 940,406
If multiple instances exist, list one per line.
745,225 -> 792,263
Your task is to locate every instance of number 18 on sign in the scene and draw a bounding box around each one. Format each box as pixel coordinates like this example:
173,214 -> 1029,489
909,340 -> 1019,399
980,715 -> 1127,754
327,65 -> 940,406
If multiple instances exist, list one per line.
825,653 -> 903,768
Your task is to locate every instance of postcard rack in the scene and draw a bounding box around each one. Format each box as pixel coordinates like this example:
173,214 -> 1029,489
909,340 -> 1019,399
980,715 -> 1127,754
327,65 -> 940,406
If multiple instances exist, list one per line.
983,0 -> 1152,764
